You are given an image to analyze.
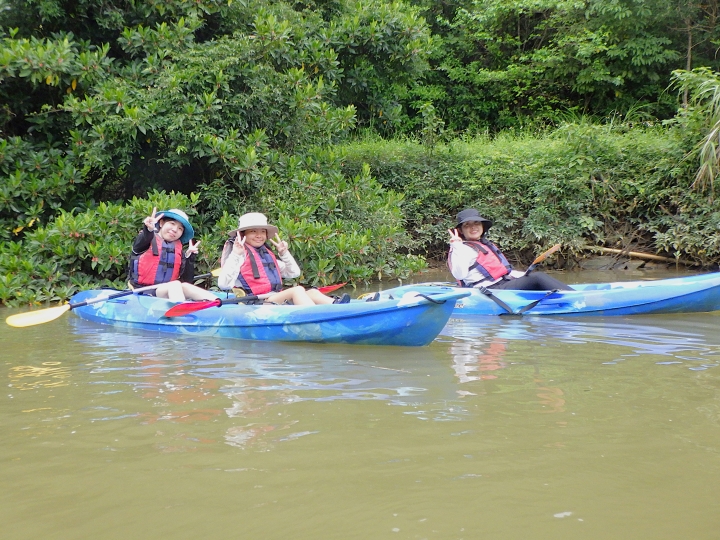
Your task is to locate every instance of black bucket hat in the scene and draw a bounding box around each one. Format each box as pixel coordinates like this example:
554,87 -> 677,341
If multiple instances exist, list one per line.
456,208 -> 492,231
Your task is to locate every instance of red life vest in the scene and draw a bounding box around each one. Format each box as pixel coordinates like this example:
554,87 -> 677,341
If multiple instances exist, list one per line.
129,234 -> 183,286
237,244 -> 283,295
449,239 -> 513,286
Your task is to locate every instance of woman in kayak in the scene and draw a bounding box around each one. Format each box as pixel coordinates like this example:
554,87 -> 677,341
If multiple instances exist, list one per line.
218,212 -> 350,305
448,208 -> 573,291
129,207 -> 218,302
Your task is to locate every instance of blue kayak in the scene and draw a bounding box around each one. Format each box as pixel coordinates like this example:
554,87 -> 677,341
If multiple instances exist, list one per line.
376,272 -> 720,316
69,289 -> 470,346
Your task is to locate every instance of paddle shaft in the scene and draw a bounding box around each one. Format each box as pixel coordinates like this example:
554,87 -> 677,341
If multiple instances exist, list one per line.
95,270 -> 216,308
6,274 -> 212,327
219,293 -> 274,306
80,273 -> 219,309
524,244 -> 561,276
163,292 -> 275,317
68,284 -> 161,310
163,284 -> 346,318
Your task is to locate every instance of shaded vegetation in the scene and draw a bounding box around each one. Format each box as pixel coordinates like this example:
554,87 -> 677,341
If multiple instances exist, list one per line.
3,0 -> 720,306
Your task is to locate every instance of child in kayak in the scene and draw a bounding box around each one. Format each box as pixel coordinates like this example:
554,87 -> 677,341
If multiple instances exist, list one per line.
218,212 -> 350,305
128,208 -> 218,302
448,208 -> 573,291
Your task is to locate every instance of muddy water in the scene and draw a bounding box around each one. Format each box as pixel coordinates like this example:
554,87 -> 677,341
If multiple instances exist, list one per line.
2,269 -> 720,539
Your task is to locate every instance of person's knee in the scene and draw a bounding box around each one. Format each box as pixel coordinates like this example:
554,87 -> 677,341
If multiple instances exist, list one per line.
165,281 -> 185,302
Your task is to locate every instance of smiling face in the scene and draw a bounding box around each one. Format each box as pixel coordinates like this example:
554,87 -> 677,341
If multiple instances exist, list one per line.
243,228 -> 268,248
158,218 -> 184,242
460,220 -> 485,241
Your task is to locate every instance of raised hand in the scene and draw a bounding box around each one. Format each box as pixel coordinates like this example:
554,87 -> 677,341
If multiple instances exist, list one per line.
448,228 -> 463,244
269,233 -> 288,255
143,207 -> 165,232
232,233 -> 247,255
186,239 -> 200,258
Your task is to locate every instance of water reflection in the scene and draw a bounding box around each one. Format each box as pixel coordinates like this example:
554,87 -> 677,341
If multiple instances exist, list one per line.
449,338 -> 508,383
58,311 -> 720,449
68,318 -> 458,449
8,362 -> 71,390
446,313 -> 720,371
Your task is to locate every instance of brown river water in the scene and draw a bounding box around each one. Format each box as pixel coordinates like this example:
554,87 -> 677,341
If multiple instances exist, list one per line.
2,268 -> 720,539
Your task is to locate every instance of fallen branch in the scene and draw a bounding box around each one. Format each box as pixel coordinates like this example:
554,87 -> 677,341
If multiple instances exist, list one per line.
582,246 -> 700,267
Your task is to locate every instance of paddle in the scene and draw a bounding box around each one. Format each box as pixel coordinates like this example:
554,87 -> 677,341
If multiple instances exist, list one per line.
5,266 -> 227,328
164,293 -> 273,317
474,244 -> 561,315
163,282 -> 348,318
524,243 -> 562,276
316,282 -> 347,294
5,284 -> 162,328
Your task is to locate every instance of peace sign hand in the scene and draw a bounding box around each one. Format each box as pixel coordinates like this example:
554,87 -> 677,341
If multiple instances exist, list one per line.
448,228 -> 463,244
185,239 -> 200,258
269,233 -> 288,255
232,233 -> 246,256
144,207 -> 165,232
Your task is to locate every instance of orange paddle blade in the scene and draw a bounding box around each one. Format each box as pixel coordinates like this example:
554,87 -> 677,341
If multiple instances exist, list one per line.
164,298 -> 221,318
531,243 -> 561,265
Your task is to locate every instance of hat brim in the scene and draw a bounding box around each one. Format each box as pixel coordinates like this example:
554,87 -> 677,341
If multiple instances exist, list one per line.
158,210 -> 194,243
457,216 -> 492,229
235,225 -> 279,238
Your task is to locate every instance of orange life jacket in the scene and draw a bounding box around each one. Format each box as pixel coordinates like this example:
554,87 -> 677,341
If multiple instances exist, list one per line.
129,233 -> 183,286
236,244 -> 283,295
449,239 -> 512,286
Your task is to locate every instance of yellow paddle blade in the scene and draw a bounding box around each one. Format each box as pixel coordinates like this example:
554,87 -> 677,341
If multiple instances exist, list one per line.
211,267 -> 221,277
6,304 -> 72,328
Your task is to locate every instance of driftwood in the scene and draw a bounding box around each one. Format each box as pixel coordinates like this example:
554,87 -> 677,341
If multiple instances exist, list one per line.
582,246 -> 700,267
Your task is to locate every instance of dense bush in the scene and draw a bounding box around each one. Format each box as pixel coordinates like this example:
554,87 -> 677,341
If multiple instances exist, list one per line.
0,155 -> 422,306
0,191 -> 196,306
0,0 -> 431,306
398,0 -> 717,135
4,1 -> 720,308
339,123 -> 713,266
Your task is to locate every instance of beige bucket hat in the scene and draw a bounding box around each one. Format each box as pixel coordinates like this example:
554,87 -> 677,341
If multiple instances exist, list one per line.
235,212 -> 279,238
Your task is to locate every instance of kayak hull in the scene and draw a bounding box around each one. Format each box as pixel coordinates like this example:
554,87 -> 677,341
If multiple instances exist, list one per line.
377,273 -> 720,316
69,289 -> 470,346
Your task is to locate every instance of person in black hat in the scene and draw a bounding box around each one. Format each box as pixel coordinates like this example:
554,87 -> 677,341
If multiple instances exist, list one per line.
447,208 -> 573,290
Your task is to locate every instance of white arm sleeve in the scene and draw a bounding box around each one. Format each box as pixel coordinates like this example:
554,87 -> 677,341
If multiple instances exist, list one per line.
278,250 -> 301,279
448,243 -> 480,281
218,251 -> 245,290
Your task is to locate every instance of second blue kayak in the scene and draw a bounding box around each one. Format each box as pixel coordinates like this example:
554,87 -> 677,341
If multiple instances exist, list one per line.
376,272 -> 720,316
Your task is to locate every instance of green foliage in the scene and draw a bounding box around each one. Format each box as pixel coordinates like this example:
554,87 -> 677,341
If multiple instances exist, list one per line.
668,67 -> 720,194
0,137 -> 83,242
266,146 -> 422,276
340,123 -> 716,266
0,151 -> 425,305
401,0 -> 705,134
5,0 -> 720,307
0,191 -> 199,306
210,146 -> 425,285
328,0 -> 435,130
1,0 -> 432,202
